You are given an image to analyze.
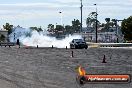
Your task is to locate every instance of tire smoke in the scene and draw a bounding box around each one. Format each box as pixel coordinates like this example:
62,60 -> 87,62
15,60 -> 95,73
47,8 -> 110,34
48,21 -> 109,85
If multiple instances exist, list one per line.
9,27 -> 82,48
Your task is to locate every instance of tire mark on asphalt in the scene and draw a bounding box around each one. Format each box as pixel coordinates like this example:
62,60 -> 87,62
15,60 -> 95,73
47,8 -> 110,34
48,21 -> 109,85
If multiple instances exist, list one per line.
0,75 -> 25,88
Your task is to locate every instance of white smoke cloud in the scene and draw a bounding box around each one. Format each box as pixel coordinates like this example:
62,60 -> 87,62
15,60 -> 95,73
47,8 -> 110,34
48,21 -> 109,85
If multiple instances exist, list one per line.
9,27 -> 31,42
9,27 -> 82,48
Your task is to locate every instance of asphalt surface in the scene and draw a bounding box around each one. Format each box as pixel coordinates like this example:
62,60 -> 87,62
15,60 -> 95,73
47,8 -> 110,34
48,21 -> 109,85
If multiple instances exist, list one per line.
0,47 -> 131,88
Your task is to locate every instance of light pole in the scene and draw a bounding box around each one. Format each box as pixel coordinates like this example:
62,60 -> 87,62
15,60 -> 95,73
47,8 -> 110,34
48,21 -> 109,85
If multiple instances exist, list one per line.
80,0 -> 83,32
59,11 -> 63,25
94,4 -> 98,43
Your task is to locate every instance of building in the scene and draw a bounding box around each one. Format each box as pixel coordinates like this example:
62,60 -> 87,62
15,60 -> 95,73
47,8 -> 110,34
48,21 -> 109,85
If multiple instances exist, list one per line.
0,29 -> 8,42
74,26 -> 124,43
82,32 -> 117,43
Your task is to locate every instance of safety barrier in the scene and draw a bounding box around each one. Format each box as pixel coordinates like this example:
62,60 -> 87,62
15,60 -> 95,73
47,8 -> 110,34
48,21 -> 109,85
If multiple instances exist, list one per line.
87,43 -> 132,48
0,42 -> 15,47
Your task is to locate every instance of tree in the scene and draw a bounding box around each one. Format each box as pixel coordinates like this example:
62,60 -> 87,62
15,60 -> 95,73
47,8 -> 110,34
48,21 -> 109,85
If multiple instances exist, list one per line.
3,23 -> 13,34
104,18 -> 110,32
47,24 -> 54,32
105,18 -> 110,23
86,12 -> 100,28
37,27 -> 43,32
54,25 -> 64,38
55,25 -> 64,31
101,18 -> 113,32
72,19 -> 81,32
30,27 -> 37,30
65,25 -> 73,34
121,16 -> 132,41
111,19 -> 117,27
101,18 -> 118,32
30,27 -> 43,32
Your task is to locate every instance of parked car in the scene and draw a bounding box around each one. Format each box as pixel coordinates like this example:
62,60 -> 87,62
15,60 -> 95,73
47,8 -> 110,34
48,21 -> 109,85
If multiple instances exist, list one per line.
70,39 -> 88,49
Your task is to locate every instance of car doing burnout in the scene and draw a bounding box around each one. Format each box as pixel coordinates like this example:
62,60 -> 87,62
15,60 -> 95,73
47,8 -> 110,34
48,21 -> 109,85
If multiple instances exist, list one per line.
70,39 -> 88,49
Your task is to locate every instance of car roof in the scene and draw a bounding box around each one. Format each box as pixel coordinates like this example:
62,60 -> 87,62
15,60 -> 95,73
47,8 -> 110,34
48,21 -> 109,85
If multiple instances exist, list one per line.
73,39 -> 84,41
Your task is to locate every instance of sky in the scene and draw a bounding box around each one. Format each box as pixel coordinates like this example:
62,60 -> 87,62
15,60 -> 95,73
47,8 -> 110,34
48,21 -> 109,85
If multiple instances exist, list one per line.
0,0 -> 132,28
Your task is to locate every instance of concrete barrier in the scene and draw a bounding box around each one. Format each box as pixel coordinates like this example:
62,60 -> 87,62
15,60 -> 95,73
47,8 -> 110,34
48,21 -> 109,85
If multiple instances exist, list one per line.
87,43 -> 132,48
0,42 -> 15,47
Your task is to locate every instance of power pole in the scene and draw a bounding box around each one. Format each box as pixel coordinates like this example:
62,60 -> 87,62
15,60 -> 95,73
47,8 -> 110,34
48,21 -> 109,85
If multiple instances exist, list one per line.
80,0 -> 83,32
94,4 -> 98,43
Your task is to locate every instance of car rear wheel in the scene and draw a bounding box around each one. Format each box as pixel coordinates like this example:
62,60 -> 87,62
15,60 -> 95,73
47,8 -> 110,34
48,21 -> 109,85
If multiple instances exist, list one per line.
70,44 -> 73,49
75,45 -> 78,49
70,44 -> 75,49
85,46 -> 88,49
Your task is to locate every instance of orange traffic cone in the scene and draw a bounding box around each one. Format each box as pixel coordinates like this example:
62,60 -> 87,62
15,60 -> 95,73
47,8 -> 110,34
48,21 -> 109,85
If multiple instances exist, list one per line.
37,45 -> 38,48
25,45 -> 28,49
66,46 -> 67,50
102,55 -> 107,63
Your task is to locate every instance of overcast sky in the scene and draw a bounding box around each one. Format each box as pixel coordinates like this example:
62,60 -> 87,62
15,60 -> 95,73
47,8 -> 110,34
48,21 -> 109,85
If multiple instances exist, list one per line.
0,0 -> 132,28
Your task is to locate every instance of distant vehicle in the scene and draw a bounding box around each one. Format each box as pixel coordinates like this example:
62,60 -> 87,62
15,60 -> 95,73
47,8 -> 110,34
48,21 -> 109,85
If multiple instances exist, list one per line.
70,39 -> 88,49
